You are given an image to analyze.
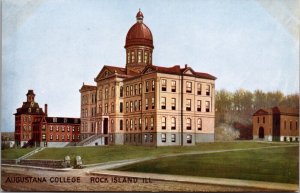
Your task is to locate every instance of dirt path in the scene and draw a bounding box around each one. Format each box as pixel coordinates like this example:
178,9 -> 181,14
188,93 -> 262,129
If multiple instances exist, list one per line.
1,166 -> 279,192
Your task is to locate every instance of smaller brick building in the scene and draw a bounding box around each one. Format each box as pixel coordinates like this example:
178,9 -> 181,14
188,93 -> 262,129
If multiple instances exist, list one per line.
253,107 -> 299,142
15,90 -> 80,147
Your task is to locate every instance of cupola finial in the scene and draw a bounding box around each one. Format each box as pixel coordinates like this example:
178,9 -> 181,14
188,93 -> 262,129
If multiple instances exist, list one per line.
136,9 -> 144,23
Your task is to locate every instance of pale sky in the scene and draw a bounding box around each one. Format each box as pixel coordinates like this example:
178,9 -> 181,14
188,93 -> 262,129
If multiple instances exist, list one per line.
2,0 -> 299,132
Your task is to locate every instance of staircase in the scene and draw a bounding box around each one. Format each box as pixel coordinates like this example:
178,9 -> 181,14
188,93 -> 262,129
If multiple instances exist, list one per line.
16,147 -> 45,163
76,134 -> 103,146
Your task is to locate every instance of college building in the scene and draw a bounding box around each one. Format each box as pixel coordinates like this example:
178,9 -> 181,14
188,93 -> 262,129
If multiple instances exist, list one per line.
79,10 -> 217,146
14,90 -> 80,147
253,106 -> 299,142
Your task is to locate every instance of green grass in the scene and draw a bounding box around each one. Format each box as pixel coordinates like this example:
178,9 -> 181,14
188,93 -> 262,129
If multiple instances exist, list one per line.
115,146 -> 299,184
27,141 -> 289,165
1,148 -> 36,160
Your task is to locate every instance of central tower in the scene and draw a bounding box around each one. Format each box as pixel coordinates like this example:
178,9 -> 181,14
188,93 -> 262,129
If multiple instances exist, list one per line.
125,9 -> 154,74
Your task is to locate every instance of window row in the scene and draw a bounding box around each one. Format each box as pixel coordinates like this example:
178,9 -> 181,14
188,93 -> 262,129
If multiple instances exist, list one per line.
283,120 -> 298,130
127,50 -> 152,64
48,134 -> 80,141
49,125 -> 79,132
161,117 -> 203,130
160,79 -> 211,96
160,97 -> 211,112
161,133 -> 193,144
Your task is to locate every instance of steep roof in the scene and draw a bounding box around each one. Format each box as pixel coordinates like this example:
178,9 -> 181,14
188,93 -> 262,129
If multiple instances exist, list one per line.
253,106 -> 299,116
46,117 -> 81,124
79,84 -> 97,92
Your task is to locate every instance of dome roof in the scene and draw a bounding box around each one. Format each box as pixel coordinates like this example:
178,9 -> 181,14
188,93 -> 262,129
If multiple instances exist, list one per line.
125,10 -> 154,48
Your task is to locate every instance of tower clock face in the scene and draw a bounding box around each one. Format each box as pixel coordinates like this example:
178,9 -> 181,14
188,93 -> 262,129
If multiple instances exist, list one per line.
30,102 -> 34,107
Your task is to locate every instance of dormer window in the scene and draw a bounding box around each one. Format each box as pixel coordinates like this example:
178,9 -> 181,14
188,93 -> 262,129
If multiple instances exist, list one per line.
104,71 -> 109,77
144,52 -> 148,63
53,117 -> 57,123
127,52 -> 130,63
131,51 -> 135,63
138,51 -> 142,63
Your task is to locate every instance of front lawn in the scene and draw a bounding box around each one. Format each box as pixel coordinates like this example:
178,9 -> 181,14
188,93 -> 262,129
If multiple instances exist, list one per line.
27,141 -> 288,165
1,148 -> 36,160
115,145 -> 299,184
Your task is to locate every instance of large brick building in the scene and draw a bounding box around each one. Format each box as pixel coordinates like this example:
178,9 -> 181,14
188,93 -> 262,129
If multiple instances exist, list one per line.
253,106 -> 299,142
14,90 -> 80,147
80,10 -> 216,146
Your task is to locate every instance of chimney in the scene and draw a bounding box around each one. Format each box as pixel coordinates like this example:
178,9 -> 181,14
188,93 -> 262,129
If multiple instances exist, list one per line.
185,64 -> 188,68
45,104 -> 48,117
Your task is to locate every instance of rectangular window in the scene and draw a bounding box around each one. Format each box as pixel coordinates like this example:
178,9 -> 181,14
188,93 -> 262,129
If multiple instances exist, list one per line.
150,117 -> 154,130
144,134 -> 148,142
186,82 -> 192,93
139,83 -> 142,94
42,134 -> 46,141
145,98 -> 149,110
161,97 -> 166,109
171,134 -> 176,142
161,133 -> 166,142
139,100 -> 142,111
126,86 -> 129,96
151,98 -> 155,109
162,117 -> 166,130
50,135 -> 53,140
171,98 -> 176,110
205,101 -> 210,112
126,119 -> 129,130
145,118 -> 148,130
186,99 -> 191,111
144,52 -> 148,63
120,102 -> 123,113
186,118 -> 191,130
197,118 -> 202,130
50,125 -> 53,131
134,119 -> 137,130
161,79 -> 167,91
112,87 -> 115,97
56,126 -> 59,132
206,85 -> 210,96
134,100 -> 138,111
197,83 -> 201,95
105,88 -> 109,99
146,81 -> 149,92
62,126 -> 65,132
171,80 -> 176,92
130,119 -> 133,129
105,103 -> 108,113
187,135 -> 192,144
56,135 -> 59,140
111,102 -> 114,113
126,102 -> 129,113
130,101 -> 133,112
120,86 -> 123,97
120,120 -> 123,130
131,51 -> 135,63
133,84 -> 137,95
139,118 -> 142,130
171,117 -> 176,130
257,117 -> 260,123
130,85 -> 133,96
197,100 -> 201,112
150,134 -> 153,142
152,80 -> 155,91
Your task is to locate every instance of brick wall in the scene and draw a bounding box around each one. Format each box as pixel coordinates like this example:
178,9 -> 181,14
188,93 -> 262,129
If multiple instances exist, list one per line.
2,159 -> 17,164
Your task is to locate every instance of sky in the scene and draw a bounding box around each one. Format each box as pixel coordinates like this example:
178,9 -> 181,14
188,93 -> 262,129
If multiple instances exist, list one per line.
2,0 -> 299,132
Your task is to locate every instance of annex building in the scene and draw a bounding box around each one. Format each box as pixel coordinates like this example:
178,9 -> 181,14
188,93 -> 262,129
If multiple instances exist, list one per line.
80,10 -> 217,146
253,106 -> 299,142
14,90 -> 80,147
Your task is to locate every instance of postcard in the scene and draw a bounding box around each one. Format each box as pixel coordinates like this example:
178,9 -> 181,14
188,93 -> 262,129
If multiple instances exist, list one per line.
2,0 -> 299,192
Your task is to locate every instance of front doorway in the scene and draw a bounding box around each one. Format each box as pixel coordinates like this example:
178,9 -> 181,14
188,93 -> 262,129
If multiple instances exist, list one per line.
259,127 -> 264,139
103,118 -> 108,134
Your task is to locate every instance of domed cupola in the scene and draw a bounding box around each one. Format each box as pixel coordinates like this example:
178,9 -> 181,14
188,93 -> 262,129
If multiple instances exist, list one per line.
125,9 -> 154,74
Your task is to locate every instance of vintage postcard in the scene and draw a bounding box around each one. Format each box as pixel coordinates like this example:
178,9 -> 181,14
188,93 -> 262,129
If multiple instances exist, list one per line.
2,0 -> 299,192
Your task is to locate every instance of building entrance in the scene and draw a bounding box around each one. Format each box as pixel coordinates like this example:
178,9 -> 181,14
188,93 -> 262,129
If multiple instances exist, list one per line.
259,127 -> 264,139
103,118 -> 108,134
